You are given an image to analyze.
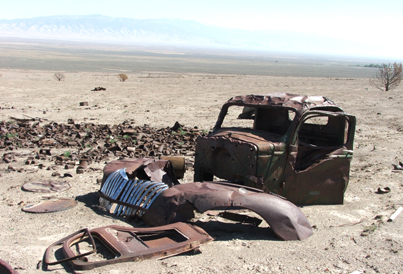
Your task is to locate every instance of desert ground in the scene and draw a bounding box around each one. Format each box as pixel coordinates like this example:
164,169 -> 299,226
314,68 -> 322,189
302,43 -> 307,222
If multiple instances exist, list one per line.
0,41 -> 402,273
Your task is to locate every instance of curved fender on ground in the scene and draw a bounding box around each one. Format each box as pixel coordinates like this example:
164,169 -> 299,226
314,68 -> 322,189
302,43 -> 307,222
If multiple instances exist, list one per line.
143,182 -> 313,241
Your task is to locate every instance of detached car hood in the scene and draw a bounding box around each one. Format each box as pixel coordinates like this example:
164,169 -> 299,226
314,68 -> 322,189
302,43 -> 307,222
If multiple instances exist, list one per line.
211,128 -> 284,145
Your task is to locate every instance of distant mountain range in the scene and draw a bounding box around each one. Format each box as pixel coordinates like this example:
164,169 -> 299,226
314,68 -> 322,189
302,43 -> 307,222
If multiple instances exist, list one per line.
0,15 -> 364,56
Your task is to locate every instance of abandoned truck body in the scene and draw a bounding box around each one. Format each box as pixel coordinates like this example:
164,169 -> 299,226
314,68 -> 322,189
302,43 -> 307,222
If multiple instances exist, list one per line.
194,93 -> 356,205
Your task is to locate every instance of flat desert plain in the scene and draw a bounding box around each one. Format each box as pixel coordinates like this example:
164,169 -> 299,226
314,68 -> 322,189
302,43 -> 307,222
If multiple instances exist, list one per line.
0,42 -> 403,274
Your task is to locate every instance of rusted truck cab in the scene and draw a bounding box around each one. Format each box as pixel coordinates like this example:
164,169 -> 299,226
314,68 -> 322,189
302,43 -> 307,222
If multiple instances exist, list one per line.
194,94 -> 356,205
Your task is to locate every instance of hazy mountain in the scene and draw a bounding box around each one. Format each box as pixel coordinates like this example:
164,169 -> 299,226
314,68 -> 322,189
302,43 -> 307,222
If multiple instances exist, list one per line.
0,15 -> 363,56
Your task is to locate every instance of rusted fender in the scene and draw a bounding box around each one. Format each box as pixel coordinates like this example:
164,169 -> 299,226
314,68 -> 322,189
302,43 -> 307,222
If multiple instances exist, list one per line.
143,182 -> 313,241
0,259 -> 19,274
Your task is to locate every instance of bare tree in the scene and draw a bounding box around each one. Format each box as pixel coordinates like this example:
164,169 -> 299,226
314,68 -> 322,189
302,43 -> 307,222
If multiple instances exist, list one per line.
370,63 -> 402,91
53,72 -> 65,81
118,73 -> 128,82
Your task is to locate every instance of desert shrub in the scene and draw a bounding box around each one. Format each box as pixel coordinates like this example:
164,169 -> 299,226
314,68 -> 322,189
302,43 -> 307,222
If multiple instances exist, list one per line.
364,64 -> 382,68
53,72 -> 65,81
118,73 -> 128,82
369,62 -> 402,91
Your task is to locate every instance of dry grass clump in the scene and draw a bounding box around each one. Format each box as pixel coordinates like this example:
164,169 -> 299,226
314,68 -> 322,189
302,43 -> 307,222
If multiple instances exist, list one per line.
118,73 -> 128,82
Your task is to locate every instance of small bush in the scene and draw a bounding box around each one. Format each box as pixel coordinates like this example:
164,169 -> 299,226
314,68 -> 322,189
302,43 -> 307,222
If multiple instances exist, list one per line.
53,72 -> 65,81
119,73 -> 128,82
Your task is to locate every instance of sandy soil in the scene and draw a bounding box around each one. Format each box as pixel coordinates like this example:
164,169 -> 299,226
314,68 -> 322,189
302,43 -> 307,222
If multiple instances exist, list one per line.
1,69 -> 403,273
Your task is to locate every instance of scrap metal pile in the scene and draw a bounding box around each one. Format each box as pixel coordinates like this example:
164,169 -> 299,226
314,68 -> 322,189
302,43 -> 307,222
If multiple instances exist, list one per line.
0,118 -> 203,173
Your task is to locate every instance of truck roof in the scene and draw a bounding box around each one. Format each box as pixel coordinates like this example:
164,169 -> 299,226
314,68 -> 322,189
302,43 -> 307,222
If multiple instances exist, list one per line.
225,93 -> 343,115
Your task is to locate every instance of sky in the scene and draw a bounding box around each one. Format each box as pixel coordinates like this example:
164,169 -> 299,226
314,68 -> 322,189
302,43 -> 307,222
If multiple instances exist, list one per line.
0,0 -> 402,59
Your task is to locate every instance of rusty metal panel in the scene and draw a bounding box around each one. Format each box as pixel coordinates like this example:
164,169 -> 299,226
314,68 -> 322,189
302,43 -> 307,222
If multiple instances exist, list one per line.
22,198 -> 77,213
44,223 -> 213,271
22,181 -> 71,193
195,136 -> 258,181
281,149 -> 352,204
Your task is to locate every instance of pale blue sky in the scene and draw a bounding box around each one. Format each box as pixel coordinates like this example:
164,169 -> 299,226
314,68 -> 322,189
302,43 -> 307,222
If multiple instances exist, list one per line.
1,0 -> 402,58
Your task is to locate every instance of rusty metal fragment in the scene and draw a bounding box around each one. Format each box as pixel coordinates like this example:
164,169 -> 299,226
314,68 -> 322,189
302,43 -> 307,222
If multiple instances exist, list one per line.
102,158 -> 181,187
22,181 -> 71,193
160,156 -> 186,179
22,198 -> 77,213
194,93 -> 356,205
99,164 -> 313,241
44,222 -> 213,271
2,153 -> 15,163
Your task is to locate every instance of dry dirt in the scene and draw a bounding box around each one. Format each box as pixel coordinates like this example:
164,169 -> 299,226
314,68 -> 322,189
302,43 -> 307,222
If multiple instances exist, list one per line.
1,69 -> 403,273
